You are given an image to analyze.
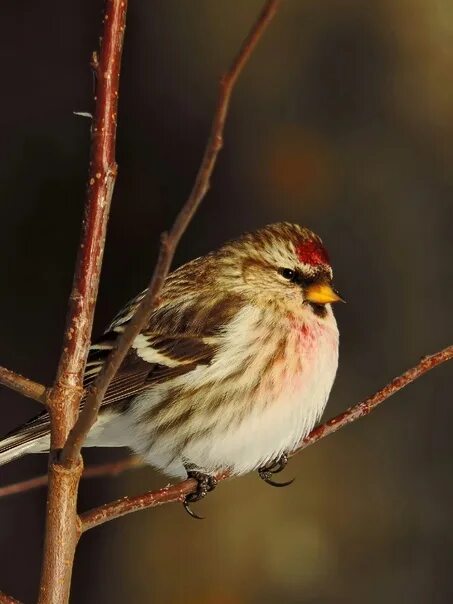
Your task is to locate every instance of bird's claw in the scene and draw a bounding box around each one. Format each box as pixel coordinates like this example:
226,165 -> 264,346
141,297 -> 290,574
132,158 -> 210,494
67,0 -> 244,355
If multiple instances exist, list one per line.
258,453 -> 294,487
183,471 -> 218,519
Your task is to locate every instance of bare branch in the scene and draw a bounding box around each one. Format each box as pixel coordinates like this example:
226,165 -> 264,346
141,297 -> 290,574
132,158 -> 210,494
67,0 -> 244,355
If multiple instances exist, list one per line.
0,367 -> 47,406
37,2 -> 128,602
49,0 -> 126,449
79,345 -> 453,532
60,0 -> 283,467
0,457 -> 140,499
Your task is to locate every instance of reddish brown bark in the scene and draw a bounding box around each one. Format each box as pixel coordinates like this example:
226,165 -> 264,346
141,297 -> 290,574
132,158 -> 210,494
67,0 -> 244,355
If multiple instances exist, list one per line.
0,457 -> 140,498
37,2 -> 128,603
0,367 -> 47,406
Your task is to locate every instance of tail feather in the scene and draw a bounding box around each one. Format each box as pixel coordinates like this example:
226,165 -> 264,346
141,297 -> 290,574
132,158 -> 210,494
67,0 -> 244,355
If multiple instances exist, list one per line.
0,413 -> 50,466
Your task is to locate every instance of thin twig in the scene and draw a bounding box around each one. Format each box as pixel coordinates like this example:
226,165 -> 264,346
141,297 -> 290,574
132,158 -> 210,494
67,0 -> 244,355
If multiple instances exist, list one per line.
37,2 -> 128,603
61,0 -> 283,467
79,345 -> 453,532
0,457 -> 140,498
0,367 -> 47,406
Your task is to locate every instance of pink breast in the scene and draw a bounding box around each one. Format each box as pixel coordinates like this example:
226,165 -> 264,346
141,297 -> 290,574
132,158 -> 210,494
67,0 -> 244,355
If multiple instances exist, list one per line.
255,317 -> 338,403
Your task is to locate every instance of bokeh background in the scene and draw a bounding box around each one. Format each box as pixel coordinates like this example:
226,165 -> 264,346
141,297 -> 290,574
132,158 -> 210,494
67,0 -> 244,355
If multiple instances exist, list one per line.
0,1 -> 452,602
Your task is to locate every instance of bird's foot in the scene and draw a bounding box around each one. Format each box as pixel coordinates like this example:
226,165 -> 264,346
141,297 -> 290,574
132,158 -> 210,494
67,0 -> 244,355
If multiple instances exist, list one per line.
183,470 -> 218,519
258,453 -> 294,487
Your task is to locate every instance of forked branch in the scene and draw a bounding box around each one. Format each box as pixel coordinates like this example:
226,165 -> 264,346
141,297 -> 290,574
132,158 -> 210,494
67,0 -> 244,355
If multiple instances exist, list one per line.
37,2 -> 128,603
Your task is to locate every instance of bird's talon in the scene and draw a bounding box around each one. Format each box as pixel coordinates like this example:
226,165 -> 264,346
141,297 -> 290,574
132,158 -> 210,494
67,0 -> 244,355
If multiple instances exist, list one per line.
258,468 -> 272,482
258,454 -> 293,487
183,500 -> 205,520
183,470 -> 217,518
263,476 -> 295,488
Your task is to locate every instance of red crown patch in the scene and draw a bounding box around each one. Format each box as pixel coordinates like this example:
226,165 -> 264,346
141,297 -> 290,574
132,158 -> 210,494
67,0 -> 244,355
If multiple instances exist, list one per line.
296,240 -> 330,266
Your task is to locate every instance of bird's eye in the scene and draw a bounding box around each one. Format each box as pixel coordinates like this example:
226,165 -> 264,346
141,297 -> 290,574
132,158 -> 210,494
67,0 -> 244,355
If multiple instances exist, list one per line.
279,268 -> 296,281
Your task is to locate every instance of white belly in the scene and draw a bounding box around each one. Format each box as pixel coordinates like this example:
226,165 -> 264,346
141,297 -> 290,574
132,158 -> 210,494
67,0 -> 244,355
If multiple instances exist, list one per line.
138,312 -> 339,478
90,307 -> 339,479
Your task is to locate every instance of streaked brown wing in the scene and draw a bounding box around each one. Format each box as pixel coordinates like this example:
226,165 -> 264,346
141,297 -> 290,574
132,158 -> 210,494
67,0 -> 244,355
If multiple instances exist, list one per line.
83,330 -> 218,398
5,331 -> 217,447
4,287 -> 241,451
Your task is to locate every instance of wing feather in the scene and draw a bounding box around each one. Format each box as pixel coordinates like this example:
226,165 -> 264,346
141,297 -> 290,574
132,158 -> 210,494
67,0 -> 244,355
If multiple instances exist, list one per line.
1,287 -> 243,458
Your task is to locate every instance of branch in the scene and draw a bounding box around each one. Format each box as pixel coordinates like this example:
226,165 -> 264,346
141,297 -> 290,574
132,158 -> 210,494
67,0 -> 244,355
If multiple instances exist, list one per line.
49,0 -> 126,448
60,0 -> 283,467
0,367 -> 47,405
37,2 -> 128,603
79,345 -> 453,531
0,457 -> 140,499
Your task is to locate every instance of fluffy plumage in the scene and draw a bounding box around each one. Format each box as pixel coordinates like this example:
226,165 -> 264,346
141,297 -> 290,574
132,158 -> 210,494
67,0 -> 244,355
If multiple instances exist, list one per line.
0,223 -> 341,478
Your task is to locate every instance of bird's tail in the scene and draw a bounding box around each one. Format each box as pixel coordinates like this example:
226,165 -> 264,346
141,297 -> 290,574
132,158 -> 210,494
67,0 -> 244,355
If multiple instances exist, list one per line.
0,412 -> 50,466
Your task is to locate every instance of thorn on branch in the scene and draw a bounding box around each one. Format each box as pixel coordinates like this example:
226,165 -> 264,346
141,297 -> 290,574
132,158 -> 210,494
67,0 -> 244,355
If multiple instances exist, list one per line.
73,111 -> 94,119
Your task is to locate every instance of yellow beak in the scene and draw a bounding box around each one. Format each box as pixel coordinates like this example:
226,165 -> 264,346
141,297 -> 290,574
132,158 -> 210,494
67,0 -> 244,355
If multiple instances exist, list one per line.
304,283 -> 345,305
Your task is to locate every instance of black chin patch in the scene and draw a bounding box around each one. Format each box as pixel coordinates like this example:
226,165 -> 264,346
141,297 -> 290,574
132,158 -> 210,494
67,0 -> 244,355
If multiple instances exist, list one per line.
309,303 -> 327,318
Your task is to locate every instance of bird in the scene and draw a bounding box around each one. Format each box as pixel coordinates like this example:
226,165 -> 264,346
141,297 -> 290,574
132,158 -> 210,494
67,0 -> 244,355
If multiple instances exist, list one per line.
0,222 -> 343,517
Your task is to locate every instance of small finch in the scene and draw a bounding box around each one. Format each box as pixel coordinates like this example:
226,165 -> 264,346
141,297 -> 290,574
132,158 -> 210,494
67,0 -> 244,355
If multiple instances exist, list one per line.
0,223 -> 343,515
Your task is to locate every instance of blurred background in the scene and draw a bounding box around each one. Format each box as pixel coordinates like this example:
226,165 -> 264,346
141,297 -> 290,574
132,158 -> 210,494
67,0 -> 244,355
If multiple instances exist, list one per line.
0,0 -> 452,602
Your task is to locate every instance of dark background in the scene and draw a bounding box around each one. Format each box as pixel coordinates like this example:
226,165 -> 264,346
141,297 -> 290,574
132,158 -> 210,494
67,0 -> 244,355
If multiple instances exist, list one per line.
0,1 -> 452,602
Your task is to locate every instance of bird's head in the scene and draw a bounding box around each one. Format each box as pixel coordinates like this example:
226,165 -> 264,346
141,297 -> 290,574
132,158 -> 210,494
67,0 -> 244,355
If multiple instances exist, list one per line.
217,222 -> 344,318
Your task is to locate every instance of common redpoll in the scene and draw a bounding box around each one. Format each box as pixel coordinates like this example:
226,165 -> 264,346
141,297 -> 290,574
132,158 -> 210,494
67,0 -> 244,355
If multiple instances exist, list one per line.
0,223 -> 342,515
